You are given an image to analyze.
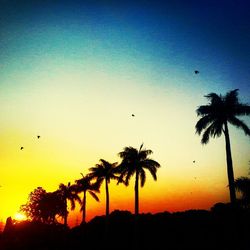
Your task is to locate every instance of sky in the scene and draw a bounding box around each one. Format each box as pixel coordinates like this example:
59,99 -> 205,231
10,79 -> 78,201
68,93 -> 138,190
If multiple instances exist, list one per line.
0,0 -> 250,227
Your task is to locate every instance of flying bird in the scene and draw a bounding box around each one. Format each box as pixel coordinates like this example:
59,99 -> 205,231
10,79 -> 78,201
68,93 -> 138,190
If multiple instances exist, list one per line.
193,160 -> 196,163
20,147 -> 24,150
194,70 -> 199,74
132,114 -> 135,117
37,135 -> 40,139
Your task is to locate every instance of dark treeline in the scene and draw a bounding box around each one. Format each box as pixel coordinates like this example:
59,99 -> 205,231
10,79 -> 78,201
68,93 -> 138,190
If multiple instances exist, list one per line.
0,205 -> 250,250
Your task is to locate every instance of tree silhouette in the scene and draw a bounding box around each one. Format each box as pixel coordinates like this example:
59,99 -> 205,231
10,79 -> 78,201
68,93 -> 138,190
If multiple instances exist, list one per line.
88,159 -> 119,217
234,177 -> 250,208
75,174 -> 100,224
20,187 -> 65,224
57,182 -> 81,227
38,191 -> 65,223
20,187 -> 46,221
117,144 -> 160,215
195,89 -> 250,204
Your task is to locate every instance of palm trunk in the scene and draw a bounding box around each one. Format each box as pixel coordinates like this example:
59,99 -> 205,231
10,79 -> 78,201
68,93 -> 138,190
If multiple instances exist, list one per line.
105,178 -> 109,217
82,190 -> 86,224
224,122 -> 236,204
64,199 -> 68,226
135,170 -> 139,215
104,179 -> 110,245
133,170 -> 140,246
64,213 -> 68,227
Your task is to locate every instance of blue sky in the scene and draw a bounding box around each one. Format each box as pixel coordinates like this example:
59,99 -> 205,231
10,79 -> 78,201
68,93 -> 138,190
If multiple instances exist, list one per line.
1,0 -> 250,98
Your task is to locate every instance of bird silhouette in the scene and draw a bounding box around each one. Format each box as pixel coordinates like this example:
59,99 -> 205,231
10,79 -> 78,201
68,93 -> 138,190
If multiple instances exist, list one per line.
132,114 -> 135,117
37,135 -> 40,139
194,70 -> 199,74
20,147 -> 24,150
193,160 -> 196,163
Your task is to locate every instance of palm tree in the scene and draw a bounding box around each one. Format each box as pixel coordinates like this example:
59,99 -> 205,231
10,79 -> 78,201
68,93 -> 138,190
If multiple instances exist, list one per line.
75,174 -> 100,224
88,159 -> 119,217
117,144 -> 160,216
57,182 -> 81,226
234,177 -> 250,208
195,89 -> 250,204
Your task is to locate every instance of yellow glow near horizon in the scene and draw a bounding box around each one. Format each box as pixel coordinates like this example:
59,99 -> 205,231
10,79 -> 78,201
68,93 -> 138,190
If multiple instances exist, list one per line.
0,68 -> 249,227
13,213 -> 27,222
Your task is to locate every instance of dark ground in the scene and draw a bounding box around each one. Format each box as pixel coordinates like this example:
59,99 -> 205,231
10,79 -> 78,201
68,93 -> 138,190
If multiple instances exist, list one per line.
0,203 -> 249,250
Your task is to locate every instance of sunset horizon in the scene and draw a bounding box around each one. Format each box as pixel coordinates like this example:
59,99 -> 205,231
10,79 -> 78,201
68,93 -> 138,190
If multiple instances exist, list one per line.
1,1 -> 250,244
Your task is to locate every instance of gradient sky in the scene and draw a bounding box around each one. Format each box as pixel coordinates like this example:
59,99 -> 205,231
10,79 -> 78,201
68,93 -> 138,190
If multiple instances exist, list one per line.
0,0 -> 250,227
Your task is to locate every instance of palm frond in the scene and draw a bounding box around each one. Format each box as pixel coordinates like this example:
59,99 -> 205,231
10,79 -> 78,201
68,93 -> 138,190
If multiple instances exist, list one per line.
205,92 -> 222,105
196,105 -> 212,116
90,182 -> 100,192
139,169 -> 146,187
143,164 -> 158,181
125,169 -> 135,186
88,191 -> 100,202
69,198 -> 76,210
110,174 -> 120,181
234,103 -> 250,116
73,194 -> 82,208
210,120 -> 224,138
225,89 -> 239,105
228,117 -> 250,136
139,149 -> 153,160
99,159 -> 110,167
234,177 -> 250,200
198,117 -> 224,144
88,166 -> 100,173
116,167 -> 128,185
118,146 -> 138,160
69,184 -> 79,193
143,159 -> 160,169
139,143 -> 144,151
195,115 -> 213,135
201,123 -> 213,144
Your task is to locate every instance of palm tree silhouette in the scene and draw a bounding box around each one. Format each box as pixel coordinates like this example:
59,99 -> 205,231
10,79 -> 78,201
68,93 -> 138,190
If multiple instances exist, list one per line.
234,177 -> 250,208
75,174 -> 100,224
117,144 -> 160,215
195,89 -> 250,204
88,159 -> 119,217
57,182 -> 81,227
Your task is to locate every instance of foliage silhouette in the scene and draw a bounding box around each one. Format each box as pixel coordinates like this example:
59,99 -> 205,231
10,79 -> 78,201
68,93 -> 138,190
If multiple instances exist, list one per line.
20,187 -> 65,224
117,144 -> 160,215
57,182 -> 81,227
1,208 -> 249,250
20,187 -> 47,222
75,174 -> 100,224
195,89 -> 250,204
235,177 -> 250,208
88,159 -> 119,217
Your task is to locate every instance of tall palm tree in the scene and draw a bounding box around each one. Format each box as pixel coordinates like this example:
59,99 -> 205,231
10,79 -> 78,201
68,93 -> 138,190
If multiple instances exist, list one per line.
88,159 -> 119,217
195,89 -> 250,204
234,177 -> 250,208
117,144 -> 160,216
75,174 -> 100,224
57,182 -> 81,226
